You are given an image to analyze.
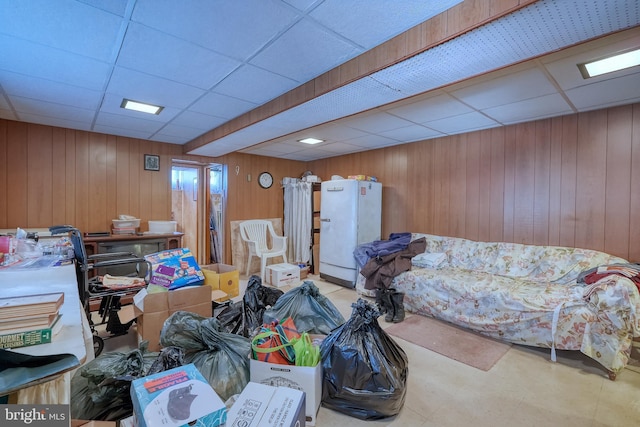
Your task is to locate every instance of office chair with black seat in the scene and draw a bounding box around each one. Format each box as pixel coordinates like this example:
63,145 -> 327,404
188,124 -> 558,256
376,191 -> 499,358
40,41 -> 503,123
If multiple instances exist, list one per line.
49,225 -> 151,356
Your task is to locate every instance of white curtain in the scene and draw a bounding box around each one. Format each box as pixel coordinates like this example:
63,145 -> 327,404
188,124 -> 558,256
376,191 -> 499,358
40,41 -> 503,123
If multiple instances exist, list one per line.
283,178 -> 312,264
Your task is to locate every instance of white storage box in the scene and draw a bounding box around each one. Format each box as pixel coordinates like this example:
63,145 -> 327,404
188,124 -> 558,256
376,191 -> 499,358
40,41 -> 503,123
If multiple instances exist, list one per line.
266,263 -> 300,287
250,359 -> 322,425
148,220 -> 177,234
226,382 -> 305,427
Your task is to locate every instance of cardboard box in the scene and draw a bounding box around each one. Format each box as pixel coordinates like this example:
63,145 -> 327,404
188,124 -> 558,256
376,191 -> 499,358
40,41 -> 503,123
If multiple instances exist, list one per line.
250,358 -> 322,425
201,263 -> 240,299
226,382 -> 305,427
266,263 -> 300,287
133,286 -> 212,352
130,363 -> 226,427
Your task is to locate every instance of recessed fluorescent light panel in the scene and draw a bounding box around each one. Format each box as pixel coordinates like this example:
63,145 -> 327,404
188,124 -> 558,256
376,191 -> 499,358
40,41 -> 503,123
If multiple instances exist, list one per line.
120,98 -> 164,115
299,137 -> 324,144
578,48 -> 640,79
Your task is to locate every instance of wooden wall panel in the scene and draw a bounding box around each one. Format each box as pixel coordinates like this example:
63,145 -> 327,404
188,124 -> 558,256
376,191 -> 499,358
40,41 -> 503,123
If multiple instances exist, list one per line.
533,120 -> 550,246
7,122 -> 28,227
1,100 -> 639,264
630,104 -> 640,262
488,127 -> 505,242
308,103 -> 640,262
575,110 -> 607,252
604,106 -> 632,258
27,124 -> 53,227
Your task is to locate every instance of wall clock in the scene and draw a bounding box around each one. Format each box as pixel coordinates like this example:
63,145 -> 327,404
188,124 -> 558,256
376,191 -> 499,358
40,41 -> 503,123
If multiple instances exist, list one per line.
258,171 -> 273,189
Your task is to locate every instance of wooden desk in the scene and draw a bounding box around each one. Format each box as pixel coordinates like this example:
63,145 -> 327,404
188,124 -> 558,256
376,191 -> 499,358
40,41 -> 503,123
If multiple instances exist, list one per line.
0,260 -> 88,397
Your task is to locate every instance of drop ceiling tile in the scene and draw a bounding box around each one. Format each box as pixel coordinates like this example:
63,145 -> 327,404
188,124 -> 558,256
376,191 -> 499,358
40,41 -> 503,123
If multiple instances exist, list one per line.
378,124 -> 443,142
250,18 -> 362,82
422,111 -> 499,134
482,93 -> 573,124
315,141 -> 364,155
310,0 -> 462,48
0,95 -> 10,110
132,0 -> 299,60
343,112 -> 416,133
149,134 -> 186,144
343,134 -> 400,148
170,111 -> 227,131
452,67 -> 558,109
299,123 -> 369,142
94,111 -> 166,133
11,96 -> 96,122
17,113 -> 92,131
0,70 -> 102,110
106,67 -> 205,109
565,72 -> 640,110
0,36 -> 111,90
282,0 -> 316,11
0,109 -> 17,120
153,123 -> 204,140
0,0 -> 123,61
189,92 -> 257,119
117,23 -> 241,89
386,93 -> 473,122
213,64 -> 298,104
248,142 -> 304,155
77,0 -> 129,16
92,124 -> 153,140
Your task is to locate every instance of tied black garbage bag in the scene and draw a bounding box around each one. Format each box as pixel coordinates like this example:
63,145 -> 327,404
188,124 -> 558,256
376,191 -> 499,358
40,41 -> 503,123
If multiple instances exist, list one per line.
320,298 -> 408,420
160,311 -> 251,401
263,280 -> 345,335
216,274 -> 284,337
70,342 -> 158,421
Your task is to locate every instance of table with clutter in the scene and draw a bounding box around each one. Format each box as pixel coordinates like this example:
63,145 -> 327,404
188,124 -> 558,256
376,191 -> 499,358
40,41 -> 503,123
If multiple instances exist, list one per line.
0,231 -> 92,403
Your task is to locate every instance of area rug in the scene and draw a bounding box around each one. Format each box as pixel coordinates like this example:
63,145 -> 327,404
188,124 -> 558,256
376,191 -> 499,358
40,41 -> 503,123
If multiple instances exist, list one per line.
385,314 -> 512,371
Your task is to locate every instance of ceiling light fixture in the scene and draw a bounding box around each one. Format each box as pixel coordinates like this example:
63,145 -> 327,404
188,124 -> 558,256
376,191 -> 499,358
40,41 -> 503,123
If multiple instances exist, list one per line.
120,98 -> 164,115
299,137 -> 324,144
578,48 -> 640,79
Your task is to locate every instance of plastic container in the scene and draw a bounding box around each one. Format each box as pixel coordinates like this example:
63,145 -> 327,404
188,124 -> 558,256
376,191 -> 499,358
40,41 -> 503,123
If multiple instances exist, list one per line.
112,219 -> 140,228
148,220 -> 177,234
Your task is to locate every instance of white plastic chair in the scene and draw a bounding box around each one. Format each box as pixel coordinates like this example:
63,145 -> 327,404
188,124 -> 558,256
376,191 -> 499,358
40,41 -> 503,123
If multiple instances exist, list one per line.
239,220 -> 288,281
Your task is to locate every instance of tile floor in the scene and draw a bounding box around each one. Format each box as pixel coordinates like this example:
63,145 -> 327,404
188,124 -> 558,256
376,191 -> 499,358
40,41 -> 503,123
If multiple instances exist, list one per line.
95,274 -> 640,427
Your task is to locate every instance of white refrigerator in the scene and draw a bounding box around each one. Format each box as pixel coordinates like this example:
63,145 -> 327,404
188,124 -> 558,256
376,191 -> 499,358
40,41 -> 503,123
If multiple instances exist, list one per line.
319,179 -> 382,288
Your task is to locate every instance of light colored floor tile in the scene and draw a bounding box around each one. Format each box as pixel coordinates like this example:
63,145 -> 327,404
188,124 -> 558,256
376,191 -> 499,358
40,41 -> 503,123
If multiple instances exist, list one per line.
94,273 -> 640,426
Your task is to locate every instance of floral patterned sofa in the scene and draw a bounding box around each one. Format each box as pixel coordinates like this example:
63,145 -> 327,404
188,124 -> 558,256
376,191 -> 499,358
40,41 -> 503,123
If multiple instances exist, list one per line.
356,233 -> 640,378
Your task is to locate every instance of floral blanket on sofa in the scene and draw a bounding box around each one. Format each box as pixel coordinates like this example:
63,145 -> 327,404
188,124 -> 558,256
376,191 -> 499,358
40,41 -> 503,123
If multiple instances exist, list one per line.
356,233 -> 640,375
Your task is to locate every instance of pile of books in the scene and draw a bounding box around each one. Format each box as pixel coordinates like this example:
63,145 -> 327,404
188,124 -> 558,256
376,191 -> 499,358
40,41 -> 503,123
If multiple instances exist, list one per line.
0,292 -> 64,349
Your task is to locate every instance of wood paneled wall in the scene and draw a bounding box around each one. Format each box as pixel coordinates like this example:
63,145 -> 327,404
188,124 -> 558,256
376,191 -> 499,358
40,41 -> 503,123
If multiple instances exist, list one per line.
0,119 -> 307,264
1,102 -> 638,265
309,103 -> 640,263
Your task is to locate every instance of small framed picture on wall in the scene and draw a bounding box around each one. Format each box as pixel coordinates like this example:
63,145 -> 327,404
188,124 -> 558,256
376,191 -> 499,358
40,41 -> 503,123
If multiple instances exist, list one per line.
144,154 -> 160,171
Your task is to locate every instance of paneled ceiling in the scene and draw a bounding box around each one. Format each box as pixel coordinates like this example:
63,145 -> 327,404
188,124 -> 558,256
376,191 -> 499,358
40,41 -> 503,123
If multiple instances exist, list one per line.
1,0 -> 639,161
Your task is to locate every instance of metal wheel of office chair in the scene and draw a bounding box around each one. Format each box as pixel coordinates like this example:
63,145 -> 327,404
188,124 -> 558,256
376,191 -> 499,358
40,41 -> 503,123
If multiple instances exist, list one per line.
93,335 -> 104,357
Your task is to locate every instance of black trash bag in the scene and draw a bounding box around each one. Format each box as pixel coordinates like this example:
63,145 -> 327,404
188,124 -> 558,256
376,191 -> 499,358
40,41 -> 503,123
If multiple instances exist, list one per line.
263,280 -> 345,334
216,274 -> 284,337
320,298 -> 408,420
160,311 -> 252,401
147,346 -> 185,375
70,342 -> 158,421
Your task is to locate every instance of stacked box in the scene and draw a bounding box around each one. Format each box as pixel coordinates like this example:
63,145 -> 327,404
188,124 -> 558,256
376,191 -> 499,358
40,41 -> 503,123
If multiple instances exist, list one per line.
130,364 -> 226,427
